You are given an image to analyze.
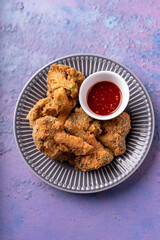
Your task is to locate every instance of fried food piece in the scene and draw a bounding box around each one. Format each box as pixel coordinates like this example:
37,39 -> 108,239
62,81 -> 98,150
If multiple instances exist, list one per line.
32,116 -> 67,158
65,118 -> 99,147
75,147 -> 113,171
99,133 -> 126,157
70,130 -> 113,171
54,87 -> 77,123
47,64 -> 85,98
27,64 -> 84,127
32,116 -> 93,160
54,132 -> 93,156
26,97 -> 59,128
101,112 -> 131,136
65,111 -> 113,171
88,121 -> 102,136
98,112 -> 131,156
26,88 -> 77,128
66,107 -> 102,136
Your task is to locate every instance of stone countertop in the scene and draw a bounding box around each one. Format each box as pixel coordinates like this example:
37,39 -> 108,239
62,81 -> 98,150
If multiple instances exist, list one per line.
0,1 -> 160,240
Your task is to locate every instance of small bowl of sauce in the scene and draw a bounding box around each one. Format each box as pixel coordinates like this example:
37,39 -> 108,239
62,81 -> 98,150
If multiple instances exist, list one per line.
79,71 -> 129,120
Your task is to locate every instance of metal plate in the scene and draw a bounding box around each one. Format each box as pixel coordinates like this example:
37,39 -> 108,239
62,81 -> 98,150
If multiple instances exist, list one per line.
14,54 -> 155,193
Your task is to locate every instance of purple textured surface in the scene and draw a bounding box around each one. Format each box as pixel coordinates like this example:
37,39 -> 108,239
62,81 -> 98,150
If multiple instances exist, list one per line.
0,0 -> 160,239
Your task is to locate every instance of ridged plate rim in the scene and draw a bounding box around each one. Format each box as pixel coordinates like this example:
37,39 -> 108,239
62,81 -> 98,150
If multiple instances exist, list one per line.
13,53 -> 155,194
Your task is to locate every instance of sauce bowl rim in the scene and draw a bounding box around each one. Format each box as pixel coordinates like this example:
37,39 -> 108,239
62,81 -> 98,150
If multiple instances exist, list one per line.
79,71 -> 129,120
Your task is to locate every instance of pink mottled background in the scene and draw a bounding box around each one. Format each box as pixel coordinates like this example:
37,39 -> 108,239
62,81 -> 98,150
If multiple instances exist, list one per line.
0,0 -> 160,240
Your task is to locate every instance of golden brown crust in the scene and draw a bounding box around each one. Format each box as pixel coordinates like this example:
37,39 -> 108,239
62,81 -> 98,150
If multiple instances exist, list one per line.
32,115 -> 94,161
32,116 -> 66,159
98,112 -> 131,156
64,109 -> 113,171
66,107 -> 102,136
101,112 -> 131,136
26,97 -> 59,128
47,64 -> 84,98
75,147 -> 113,171
54,132 -> 93,156
26,88 -> 78,128
27,64 -> 85,127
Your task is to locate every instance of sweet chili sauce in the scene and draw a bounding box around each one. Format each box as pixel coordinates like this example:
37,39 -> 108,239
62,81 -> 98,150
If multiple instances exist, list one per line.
87,81 -> 122,115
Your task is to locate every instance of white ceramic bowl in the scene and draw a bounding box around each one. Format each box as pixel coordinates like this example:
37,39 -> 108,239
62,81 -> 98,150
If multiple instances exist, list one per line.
79,71 -> 129,120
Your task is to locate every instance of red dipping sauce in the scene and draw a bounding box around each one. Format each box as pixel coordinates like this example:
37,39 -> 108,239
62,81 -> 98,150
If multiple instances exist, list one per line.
87,81 -> 122,115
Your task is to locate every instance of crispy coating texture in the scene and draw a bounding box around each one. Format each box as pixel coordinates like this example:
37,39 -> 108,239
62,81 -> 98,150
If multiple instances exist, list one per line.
98,112 -> 131,156
32,116 -> 93,160
66,107 -> 102,136
54,132 -> 93,156
27,64 -> 85,127
26,88 -> 77,127
27,97 -> 59,128
64,108 -> 113,171
47,64 -> 85,98
54,88 -> 77,123
32,116 -> 67,159
75,147 -> 113,171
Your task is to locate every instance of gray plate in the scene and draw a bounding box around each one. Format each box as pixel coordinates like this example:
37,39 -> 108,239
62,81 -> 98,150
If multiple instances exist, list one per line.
14,54 -> 155,194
